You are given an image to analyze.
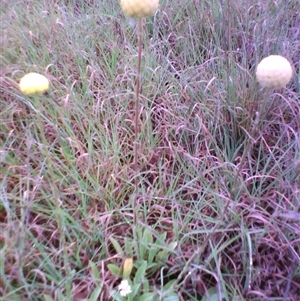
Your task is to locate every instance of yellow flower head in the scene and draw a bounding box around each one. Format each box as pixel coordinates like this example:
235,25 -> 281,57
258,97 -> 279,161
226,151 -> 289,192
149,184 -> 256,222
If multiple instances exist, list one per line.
256,55 -> 293,89
19,72 -> 50,95
122,257 -> 133,278
120,0 -> 159,18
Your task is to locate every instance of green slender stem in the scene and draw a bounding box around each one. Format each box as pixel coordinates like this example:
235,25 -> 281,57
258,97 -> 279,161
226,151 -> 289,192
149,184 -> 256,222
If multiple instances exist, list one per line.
133,18 -> 143,226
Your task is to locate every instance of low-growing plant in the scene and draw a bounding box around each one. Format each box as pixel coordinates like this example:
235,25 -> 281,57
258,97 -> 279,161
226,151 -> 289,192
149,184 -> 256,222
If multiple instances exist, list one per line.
108,227 -> 178,300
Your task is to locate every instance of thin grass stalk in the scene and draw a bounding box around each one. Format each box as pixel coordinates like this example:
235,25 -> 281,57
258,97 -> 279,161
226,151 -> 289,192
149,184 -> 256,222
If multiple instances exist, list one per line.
133,18 -> 143,226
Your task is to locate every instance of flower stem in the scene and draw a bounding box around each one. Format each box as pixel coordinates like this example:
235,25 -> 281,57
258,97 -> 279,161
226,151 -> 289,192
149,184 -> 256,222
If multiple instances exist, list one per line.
133,18 -> 143,226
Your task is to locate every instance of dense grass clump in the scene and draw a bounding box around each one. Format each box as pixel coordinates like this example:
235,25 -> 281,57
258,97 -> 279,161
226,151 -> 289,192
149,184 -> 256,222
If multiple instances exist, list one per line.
1,0 -> 299,300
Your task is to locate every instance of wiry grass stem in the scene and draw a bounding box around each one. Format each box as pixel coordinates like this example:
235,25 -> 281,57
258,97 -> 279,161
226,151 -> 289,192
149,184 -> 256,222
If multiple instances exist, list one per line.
133,18 -> 143,227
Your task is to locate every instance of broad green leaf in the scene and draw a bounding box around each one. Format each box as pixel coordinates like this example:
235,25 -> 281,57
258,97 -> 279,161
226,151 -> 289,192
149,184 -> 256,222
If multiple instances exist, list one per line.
137,292 -> 156,301
89,286 -> 102,301
156,241 -> 177,263
148,246 -> 159,264
158,232 -> 167,243
161,232 -> 167,240
57,290 -> 65,301
134,260 -> 148,283
89,260 -> 100,279
125,239 -> 134,256
168,241 -> 178,250
143,278 -> 150,293
147,262 -> 159,271
131,283 -> 142,297
110,290 -> 124,301
143,228 -> 153,244
139,240 -> 146,260
109,237 -> 123,255
156,249 -> 170,262
163,292 -> 179,301
107,263 -> 120,276
163,280 -> 177,290
139,228 -> 153,260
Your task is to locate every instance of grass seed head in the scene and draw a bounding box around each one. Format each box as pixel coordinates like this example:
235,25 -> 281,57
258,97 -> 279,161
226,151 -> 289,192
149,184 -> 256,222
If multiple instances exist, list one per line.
256,55 -> 293,89
19,72 -> 49,95
120,0 -> 159,18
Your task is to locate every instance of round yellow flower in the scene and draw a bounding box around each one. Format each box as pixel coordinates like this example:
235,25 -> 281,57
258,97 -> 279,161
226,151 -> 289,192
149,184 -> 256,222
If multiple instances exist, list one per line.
256,55 -> 293,89
120,0 -> 159,18
19,72 -> 50,95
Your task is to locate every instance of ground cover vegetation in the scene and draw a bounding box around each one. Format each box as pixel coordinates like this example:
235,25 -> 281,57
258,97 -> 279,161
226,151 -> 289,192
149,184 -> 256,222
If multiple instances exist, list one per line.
1,0 -> 300,300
